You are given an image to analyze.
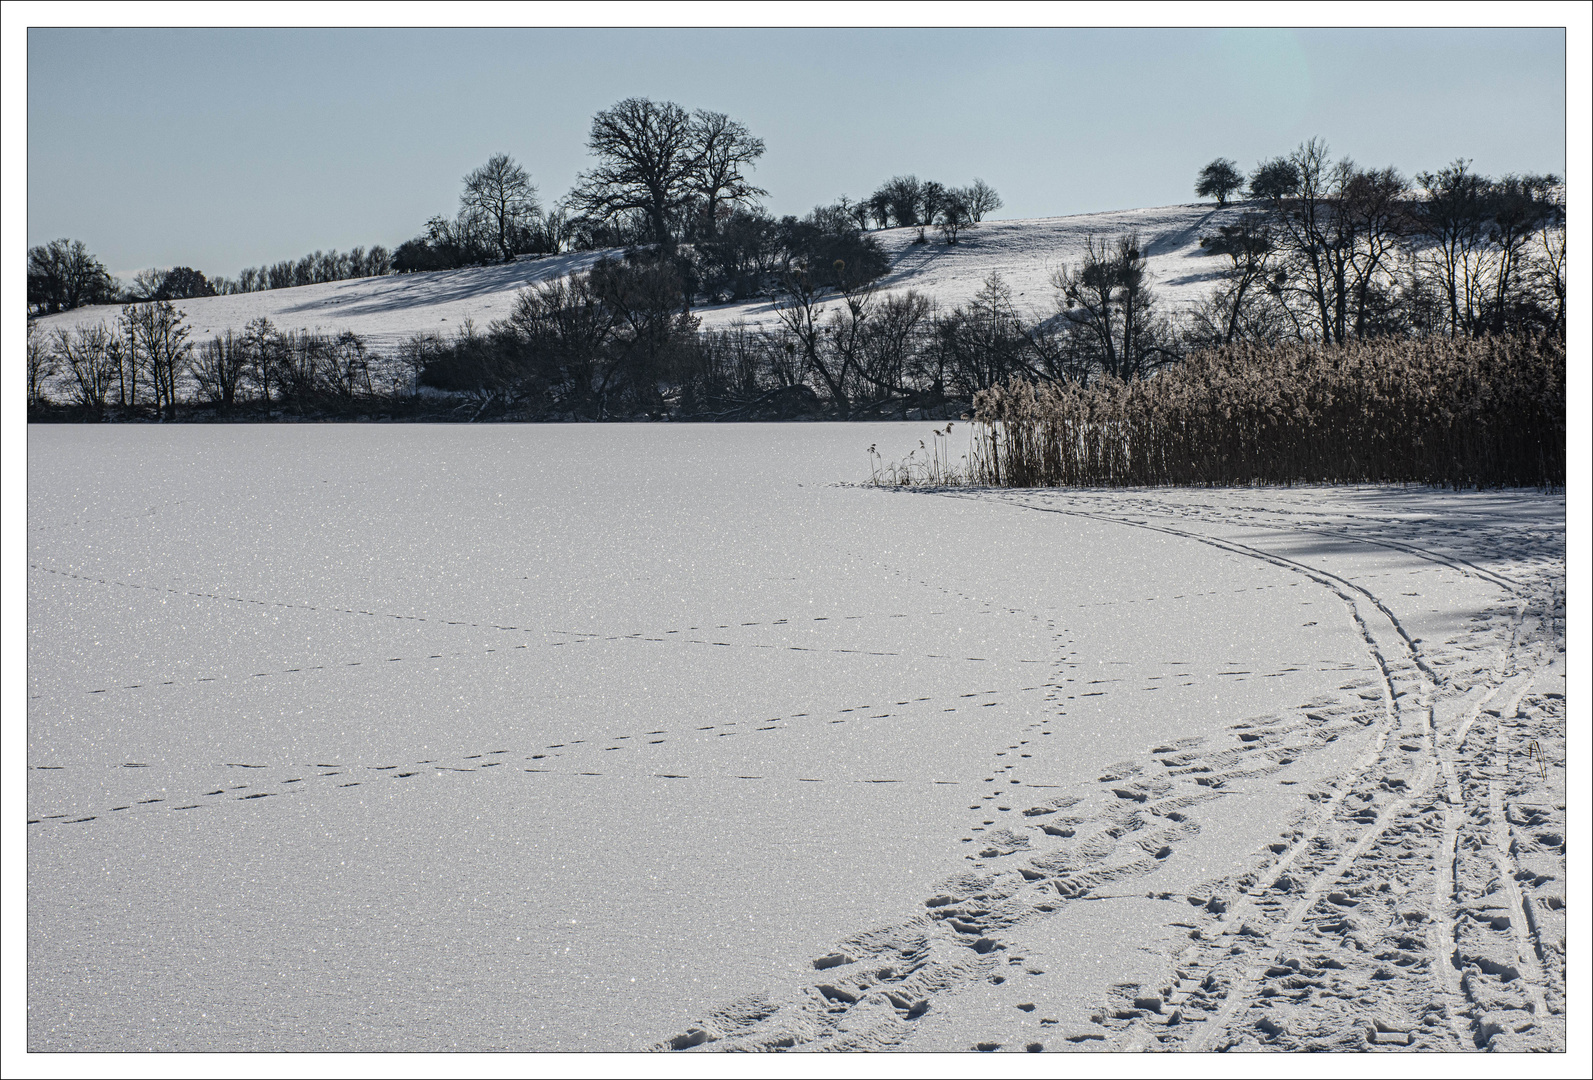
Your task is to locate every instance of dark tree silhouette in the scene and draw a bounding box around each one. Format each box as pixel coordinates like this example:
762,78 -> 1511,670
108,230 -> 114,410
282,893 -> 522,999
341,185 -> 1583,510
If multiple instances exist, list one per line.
155,266 -> 217,300
1249,157 -> 1302,200
937,190 -> 974,244
27,239 -> 118,315
1051,233 -> 1169,380
569,98 -> 705,248
874,175 -> 924,227
121,300 -> 191,420
1196,158 -> 1245,205
688,110 -> 766,236
461,153 -> 541,262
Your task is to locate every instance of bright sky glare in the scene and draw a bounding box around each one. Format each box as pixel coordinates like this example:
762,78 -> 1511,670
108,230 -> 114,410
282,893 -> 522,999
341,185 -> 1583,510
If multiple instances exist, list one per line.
22,22 -> 1570,280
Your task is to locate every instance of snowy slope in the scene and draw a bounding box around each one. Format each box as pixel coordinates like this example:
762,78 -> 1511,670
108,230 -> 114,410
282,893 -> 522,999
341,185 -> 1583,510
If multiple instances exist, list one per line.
31,203 -> 1247,354
698,202 -> 1242,332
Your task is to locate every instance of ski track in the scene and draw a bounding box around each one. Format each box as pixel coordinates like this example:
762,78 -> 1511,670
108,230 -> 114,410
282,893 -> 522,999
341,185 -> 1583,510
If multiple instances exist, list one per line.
642,487 -> 1565,1053
27,484 -> 1564,1053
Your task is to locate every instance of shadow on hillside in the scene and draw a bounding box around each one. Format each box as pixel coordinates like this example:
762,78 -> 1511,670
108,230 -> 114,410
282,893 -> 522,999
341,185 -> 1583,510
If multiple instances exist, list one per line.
876,233 -> 985,290
275,251 -> 614,319
1142,206 -> 1225,258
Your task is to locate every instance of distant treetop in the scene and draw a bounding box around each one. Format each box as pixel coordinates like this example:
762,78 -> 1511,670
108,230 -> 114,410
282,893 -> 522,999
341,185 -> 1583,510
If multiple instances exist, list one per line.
1195,158 -> 1244,206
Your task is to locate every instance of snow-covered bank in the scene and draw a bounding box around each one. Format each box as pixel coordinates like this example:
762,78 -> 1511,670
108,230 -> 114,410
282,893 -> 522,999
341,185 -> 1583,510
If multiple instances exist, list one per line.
29,203 -> 1244,356
26,425 -> 1566,1051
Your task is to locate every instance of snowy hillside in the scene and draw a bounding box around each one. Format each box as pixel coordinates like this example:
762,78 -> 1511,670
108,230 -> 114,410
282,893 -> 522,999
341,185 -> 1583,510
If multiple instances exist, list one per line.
32,204 -> 1246,354
705,202 -> 1240,331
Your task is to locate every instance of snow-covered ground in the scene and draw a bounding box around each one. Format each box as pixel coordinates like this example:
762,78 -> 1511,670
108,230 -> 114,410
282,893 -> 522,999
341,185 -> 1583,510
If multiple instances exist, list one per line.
26,424 -> 1566,1052
30,203 -> 1245,355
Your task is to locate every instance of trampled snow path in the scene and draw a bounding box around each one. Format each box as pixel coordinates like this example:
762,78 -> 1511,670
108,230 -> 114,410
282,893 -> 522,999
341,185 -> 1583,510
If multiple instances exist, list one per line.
651,487 -> 1567,1053
26,427 -> 1565,1052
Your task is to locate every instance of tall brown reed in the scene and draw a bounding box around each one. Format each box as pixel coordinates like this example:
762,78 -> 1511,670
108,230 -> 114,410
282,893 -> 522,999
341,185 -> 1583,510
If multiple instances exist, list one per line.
968,333 -> 1564,489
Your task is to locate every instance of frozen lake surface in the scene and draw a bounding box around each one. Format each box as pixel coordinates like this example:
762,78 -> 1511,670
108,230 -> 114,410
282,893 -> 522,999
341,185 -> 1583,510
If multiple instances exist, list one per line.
27,424 -> 1566,1052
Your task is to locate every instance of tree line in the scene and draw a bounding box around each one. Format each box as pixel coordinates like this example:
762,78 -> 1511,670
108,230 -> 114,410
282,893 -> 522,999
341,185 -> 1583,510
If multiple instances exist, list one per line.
381,232 -> 1187,419
28,125 -> 1565,425
388,99 -> 1000,273
1190,140 -> 1564,344
27,237 -> 396,315
29,97 -> 998,317
29,305 -> 423,420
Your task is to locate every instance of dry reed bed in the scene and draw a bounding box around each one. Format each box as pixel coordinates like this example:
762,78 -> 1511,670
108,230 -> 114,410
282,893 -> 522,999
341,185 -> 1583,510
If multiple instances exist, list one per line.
964,333 -> 1564,489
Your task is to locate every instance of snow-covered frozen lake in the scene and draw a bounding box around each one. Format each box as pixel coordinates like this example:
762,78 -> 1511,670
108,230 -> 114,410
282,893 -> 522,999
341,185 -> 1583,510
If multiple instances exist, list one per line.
27,424 -> 1566,1052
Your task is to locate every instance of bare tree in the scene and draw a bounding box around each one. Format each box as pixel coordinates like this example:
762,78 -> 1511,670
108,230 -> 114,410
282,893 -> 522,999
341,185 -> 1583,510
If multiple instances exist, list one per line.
874,175 -> 923,227
835,195 -> 870,232
944,273 -> 1028,393
191,330 -> 249,412
1248,157 -> 1301,200
322,331 -> 375,399
773,266 -> 832,404
28,324 -> 57,406
819,273 -> 878,409
462,153 -> 542,262
1532,188 -> 1566,334
538,206 -> 575,254
1341,165 -> 1410,339
1481,173 -> 1563,333
122,300 -> 191,420
1262,138 -> 1363,344
687,110 -> 766,236
857,290 -> 932,402
569,98 -> 704,248
1194,216 -> 1282,345
394,331 -> 447,398
366,245 -> 393,276
156,266 -> 216,299
27,239 -> 119,315
918,181 -> 948,230
241,317 -> 280,407
1051,233 -> 1168,380
129,267 -> 167,301
964,178 -> 1003,222
54,323 -> 121,416
1411,160 -> 1489,337
937,190 -> 975,244
866,191 -> 892,230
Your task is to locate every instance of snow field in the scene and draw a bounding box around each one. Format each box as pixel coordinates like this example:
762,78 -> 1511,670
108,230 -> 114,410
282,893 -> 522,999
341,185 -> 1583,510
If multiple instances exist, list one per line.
28,203 -> 1248,359
26,425 -> 1565,1052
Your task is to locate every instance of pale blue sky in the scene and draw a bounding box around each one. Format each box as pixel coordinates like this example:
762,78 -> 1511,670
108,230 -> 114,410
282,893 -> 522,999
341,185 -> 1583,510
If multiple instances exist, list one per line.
25,26 -> 1569,280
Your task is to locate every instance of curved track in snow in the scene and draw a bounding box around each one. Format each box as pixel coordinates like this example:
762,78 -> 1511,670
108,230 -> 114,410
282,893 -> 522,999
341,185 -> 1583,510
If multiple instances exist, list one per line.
654,486 -> 1565,1054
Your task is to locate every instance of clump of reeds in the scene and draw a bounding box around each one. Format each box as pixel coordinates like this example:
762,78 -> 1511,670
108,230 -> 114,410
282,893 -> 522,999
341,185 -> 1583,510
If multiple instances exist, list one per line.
967,332 -> 1564,489
867,423 -> 992,487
